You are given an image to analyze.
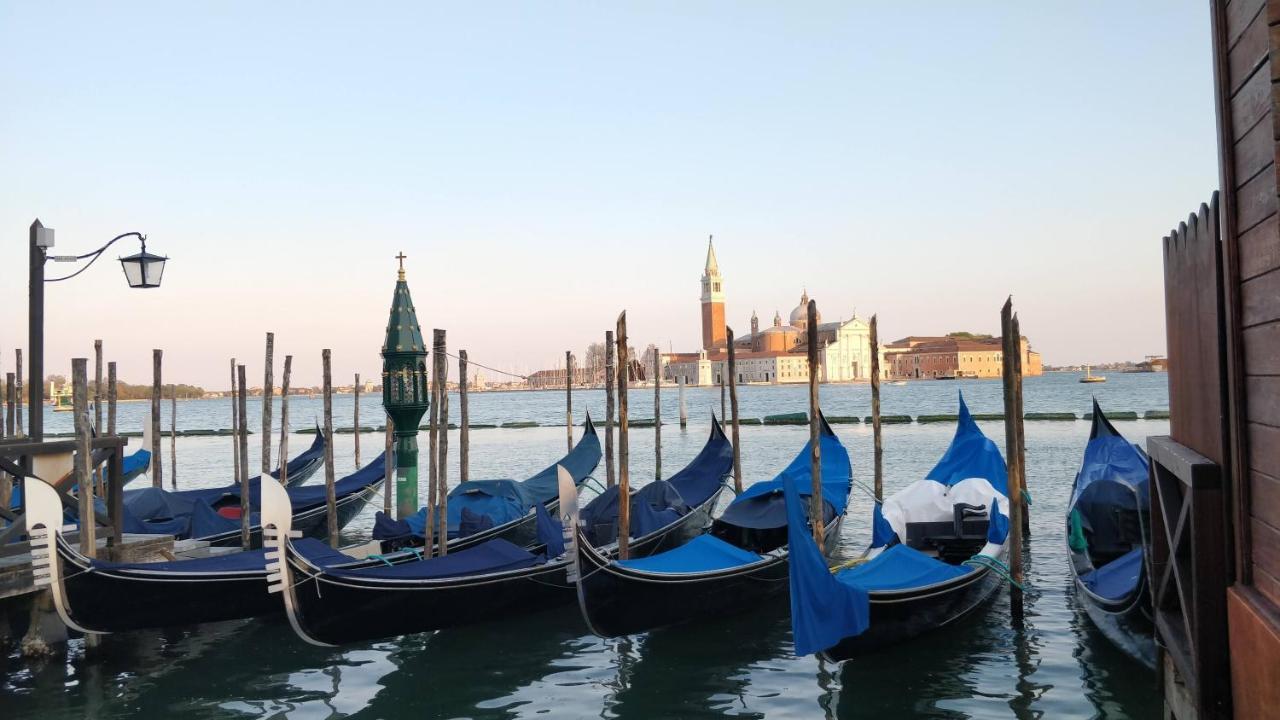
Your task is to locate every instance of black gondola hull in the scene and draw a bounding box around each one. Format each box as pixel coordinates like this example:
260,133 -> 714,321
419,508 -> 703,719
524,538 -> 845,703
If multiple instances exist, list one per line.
1073,572 -> 1156,669
204,483 -> 379,548
575,517 -> 842,638
821,563 -> 1005,661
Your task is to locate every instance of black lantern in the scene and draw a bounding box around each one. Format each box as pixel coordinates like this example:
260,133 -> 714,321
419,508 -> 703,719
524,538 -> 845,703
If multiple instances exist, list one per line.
118,238 -> 167,289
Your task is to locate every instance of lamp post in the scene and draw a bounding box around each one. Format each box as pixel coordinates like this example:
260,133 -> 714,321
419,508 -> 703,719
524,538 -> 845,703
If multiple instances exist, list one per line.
27,219 -> 168,442
381,253 -> 429,520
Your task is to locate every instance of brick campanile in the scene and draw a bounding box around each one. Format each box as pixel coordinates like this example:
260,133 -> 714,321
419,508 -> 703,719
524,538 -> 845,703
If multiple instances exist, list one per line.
701,236 -> 726,350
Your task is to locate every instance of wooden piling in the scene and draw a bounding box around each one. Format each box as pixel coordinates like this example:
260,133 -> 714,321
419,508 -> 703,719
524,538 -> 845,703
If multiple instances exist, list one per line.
322,349 -> 338,547
806,301 -> 823,546
678,375 -> 687,429
1012,313 -> 1029,539
383,416 -> 394,516
14,349 -> 22,437
279,355 -> 292,486
107,362 -> 117,436
93,340 -> 103,433
870,314 -> 883,501
353,372 -> 361,469
566,350 -> 574,453
605,330 -> 616,488
72,358 -> 95,557
262,332 -> 274,475
4,373 -> 12,438
1000,298 -> 1026,625
425,329 -> 444,556
727,328 -> 743,494
237,364 -> 250,550
230,358 -> 240,487
654,349 -> 661,480
438,347 -> 449,557
169,384 -> 177,488
151,349 -> 163,488
459,350 -> 469,484
720,373 -> 726,422
616,313 -> 631,559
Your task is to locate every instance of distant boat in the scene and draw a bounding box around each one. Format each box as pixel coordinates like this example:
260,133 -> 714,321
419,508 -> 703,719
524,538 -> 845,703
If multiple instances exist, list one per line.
1080,365 -> 1107,384
49,382 -> 73,412
888,380 -> 907,386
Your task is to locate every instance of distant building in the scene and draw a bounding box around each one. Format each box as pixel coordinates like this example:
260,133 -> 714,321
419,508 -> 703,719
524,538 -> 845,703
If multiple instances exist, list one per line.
886,335 -> 1043,379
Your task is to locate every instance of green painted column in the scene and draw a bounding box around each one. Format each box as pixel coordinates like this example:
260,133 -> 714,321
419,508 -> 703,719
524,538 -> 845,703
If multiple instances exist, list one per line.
381,255 -> 430,520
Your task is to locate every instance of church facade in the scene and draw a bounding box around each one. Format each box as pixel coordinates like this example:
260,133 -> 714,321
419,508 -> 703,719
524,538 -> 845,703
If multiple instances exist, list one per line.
665,240 -> 878,386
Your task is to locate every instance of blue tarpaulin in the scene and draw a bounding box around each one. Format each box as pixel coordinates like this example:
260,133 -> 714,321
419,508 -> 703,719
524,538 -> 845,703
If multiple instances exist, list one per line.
988,498 -> 1010,545
870,503 -> 895,549
925,393 -> 1009,497
1070,401 -> 1149,512
534,502 -> 564,557
718,417 -> 851,530
784,470 -> 868,656
835,544 -> 971,593
1079,546 -> 1144,601
87,538 -> 352,573
446,480 -> 530,533
616,534 -> 762,573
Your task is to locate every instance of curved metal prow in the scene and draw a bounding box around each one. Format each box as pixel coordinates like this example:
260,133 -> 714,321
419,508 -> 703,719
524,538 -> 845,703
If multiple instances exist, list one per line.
24,478 -> 97,634
260,476 -> 332,647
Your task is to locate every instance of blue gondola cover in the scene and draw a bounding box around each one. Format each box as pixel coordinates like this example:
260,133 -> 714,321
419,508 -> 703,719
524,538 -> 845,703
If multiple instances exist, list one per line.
925,393 -> 1009,497
870,503 -> 896,549
988,498 -> 1009,545
616,534 -> 762,573
1078,546 -> 1144,600
325,538 -> 540,580
784,472 -> 868,656
534,502 -> 564,557
836,544 -> 971,593
718,422 -> 851,530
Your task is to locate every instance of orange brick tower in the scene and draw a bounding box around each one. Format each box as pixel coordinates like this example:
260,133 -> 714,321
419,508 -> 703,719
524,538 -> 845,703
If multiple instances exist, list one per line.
701,236 -> 726,350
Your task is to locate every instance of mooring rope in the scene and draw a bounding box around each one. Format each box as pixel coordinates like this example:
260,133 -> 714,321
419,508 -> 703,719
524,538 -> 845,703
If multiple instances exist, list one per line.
439,351 -> 530,381
963,554 -> 1025,592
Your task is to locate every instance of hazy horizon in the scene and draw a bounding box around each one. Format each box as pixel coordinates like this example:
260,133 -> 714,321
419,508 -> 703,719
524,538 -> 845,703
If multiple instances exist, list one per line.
1,2 -> 1216,389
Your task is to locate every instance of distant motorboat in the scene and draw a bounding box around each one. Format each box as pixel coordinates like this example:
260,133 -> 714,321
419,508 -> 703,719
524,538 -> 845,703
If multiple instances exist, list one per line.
888,380 -> 907,386
1080,365 -> 1106,384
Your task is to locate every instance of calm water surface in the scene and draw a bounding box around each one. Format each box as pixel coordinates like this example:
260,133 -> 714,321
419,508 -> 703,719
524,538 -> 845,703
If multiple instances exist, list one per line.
3,373 -> 1166,718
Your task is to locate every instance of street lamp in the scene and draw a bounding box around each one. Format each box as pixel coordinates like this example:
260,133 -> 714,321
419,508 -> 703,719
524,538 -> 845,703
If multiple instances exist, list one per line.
27,219 -> 170,443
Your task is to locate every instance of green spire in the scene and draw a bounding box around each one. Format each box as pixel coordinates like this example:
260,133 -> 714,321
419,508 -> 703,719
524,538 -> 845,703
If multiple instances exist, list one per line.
383,278 -> 426,355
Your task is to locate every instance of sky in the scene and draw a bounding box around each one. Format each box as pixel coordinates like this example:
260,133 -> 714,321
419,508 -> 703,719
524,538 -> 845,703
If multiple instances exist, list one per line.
0,2 -> 1218,389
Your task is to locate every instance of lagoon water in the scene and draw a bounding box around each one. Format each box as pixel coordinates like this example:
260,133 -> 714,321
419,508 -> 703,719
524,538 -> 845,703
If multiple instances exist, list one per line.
3,373 -> 1167,719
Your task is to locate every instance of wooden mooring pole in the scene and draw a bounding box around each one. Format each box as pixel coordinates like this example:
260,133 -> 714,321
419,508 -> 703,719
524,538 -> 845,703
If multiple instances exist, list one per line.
438,344 -> 450,557
14,349 -> 22,437
654,349 -> 661,480
870,314 -> 883,501
426,329 -> 443,556
459,350 -> 469,484
806,301 -> 823,546
1000,297 -> 1026,625
1012,314 -> 1029,539
353,373 -> 361,470
107,362 -> 117,436
72,358 -> 95,557
230,358 -> 240,488
169,384 -> 177,488
279,355 -> 292,486
237,364 -> 250,550
4,373 -> 12,437
720,372 -> 726,423
605,330 -> 616,488
152,349 -> 163,488
678,375 -> 687,429
262,332 -> 274,475
566,350 -> 573,453
727,328 -> 743,494
93,340 -> 103,432
323,349 -> 338,547
616,312 -> 631,559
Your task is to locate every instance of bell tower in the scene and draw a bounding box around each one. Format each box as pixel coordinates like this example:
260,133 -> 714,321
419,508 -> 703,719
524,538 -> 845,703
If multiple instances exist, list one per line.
700,236 -> 726,350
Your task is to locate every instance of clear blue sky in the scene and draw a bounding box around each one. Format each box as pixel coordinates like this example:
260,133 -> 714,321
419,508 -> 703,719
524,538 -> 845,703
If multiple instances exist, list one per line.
0,2 -> 1217,388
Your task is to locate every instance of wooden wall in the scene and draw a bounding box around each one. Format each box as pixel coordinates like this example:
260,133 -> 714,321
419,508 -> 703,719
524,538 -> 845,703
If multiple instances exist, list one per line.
1211,0 -> 1280,715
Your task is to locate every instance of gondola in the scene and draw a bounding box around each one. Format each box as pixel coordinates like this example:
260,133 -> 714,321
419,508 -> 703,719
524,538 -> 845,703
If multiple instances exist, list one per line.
568,413 -> 851,639
25,465 -> 422,634
264,417 -> 734,646
786,393 -> 1013,661
371,415 -> 601,553
1066,400 -> 1154,668
118,444 -> 381,547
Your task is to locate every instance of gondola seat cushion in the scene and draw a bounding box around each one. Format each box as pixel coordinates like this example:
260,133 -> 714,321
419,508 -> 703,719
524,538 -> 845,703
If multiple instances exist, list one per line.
835,544 -> 971,593
323,538 -> 540,580
1078,546 -> 1143,601
615,535 -> 762,574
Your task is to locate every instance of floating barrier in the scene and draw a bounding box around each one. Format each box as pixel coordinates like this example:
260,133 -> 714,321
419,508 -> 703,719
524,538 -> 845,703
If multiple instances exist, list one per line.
916,414 -> 958,424
1082,411 -> 1139,421
825,416 -> 862,424
500,421 -> 539,429
628,418 -> 658,428
763,412 -> 808,425
1023,412 -> 1077,421
866,415 -> 912,424
738,418 -> 763,425
1144,409 -> 1170,419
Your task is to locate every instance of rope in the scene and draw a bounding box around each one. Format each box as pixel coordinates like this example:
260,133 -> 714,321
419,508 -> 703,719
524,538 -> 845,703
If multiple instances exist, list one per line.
440,351 -> 529,381
1021,488 -> 1032,506
963,554 -> 1025,592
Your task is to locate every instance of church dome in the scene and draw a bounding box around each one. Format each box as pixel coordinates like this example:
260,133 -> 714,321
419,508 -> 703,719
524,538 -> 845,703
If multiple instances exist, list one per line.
790,290 -> 820,327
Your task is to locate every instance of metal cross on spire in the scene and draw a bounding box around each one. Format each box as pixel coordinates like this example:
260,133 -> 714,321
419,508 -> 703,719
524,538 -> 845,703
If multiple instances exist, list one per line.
396,251 -> 407,280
